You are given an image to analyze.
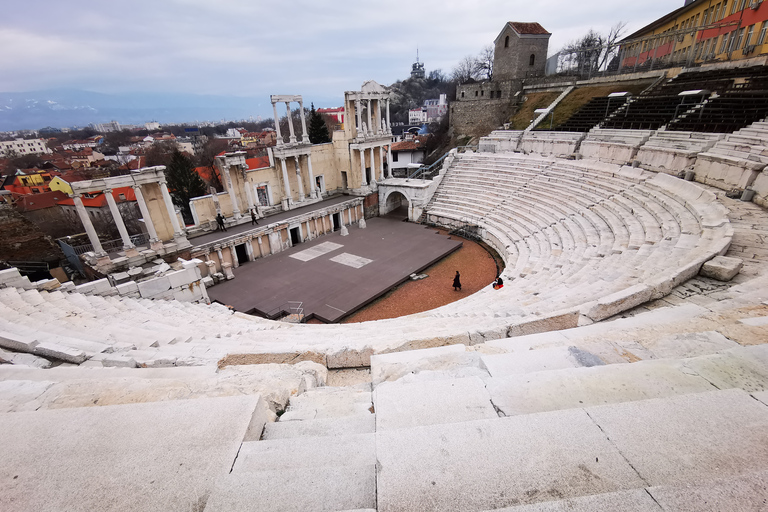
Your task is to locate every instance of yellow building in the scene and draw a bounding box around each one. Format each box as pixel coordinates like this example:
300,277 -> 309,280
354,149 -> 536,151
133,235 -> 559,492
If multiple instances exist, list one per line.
620,0 -> 768,69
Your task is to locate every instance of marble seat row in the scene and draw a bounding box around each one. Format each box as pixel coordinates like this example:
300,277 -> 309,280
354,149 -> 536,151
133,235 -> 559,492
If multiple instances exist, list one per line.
425,152 -> 730,322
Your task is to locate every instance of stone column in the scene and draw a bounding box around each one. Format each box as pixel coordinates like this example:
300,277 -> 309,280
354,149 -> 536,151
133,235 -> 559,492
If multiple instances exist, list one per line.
252,184 -> 261,207
340,208 -> 349,236
223,166 -> 241,219
306,220 -> 313,241
306,154 -> 317,198
72,194 -> 106,256
299,99 -> 310,144
245,237 -> 254,261
272,102 -> 283,145
369,147 -> 376,185
360,149 -> 367,186
294,156 -> 305,200
279,157 -> 293,204
132,184 -> 160,246
229,244 -> 238,268
216,246 -> 224,270
358,202 -> 367,229
285,102 -> 297,144
355,99 -> 362,138
257,236 -> 264,257
366,99 -> 373,136
159,180 -> 183,238
103,188 -> 136,253
243,173 -> 255,213
386,98 -> 391,133
387,145 -> 393,178
379,146 -> 385,180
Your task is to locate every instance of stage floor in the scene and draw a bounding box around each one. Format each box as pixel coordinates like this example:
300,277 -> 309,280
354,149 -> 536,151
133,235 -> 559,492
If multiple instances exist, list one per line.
206,216 -> 463,323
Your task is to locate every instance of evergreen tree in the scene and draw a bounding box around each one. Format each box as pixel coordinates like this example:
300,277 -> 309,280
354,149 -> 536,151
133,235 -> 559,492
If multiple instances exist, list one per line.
307,103 -> 331,144
163,149 -> 207,225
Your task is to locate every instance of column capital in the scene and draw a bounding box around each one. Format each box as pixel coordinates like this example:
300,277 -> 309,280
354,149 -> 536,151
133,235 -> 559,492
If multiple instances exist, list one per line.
103,188 -> 113,194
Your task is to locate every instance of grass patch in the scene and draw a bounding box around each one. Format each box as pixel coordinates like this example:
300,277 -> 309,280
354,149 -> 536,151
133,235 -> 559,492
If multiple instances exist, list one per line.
508,91 -> 561,130
546,81 -> 655,129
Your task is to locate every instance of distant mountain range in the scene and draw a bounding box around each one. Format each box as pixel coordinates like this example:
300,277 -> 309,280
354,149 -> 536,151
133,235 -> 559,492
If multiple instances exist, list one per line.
0,89 -> 284,131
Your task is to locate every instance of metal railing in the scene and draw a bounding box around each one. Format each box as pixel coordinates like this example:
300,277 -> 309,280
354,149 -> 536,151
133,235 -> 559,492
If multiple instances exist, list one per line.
72,232 -> 152,255
407,145 -> 478,180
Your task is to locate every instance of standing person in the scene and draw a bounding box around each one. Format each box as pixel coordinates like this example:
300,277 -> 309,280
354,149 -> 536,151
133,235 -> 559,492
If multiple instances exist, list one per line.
453,271 -> 462,291
216,213 -> 227,232
250,209 -> 258,226
493,275 -> 504,290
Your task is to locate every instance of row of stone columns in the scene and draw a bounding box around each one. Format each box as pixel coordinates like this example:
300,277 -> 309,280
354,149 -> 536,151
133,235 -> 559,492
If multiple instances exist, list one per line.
72,180 -> 180,258
205,202 -> 363,271
358,144 -> 391,186
354,98 -> 391,137
277,154 -> 317,204
272,99 -> 310,146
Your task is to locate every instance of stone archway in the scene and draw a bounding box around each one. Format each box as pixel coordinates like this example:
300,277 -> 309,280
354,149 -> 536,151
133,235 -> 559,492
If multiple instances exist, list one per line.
383,190 -> 410,218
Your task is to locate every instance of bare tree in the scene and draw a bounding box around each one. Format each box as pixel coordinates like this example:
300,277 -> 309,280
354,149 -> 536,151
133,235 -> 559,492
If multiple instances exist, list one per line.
559,22 -> 627,75
474,45 -> 494,81
451,55 -> 480,84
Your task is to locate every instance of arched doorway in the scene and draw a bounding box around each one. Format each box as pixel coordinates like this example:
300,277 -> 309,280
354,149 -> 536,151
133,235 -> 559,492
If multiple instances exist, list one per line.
384,191 -> 409,220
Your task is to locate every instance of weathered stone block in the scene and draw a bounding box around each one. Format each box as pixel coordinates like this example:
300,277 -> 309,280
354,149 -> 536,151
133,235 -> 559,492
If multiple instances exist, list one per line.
137,276 -> 172,298
115,281 -> 139,296
700,255 -> 743,281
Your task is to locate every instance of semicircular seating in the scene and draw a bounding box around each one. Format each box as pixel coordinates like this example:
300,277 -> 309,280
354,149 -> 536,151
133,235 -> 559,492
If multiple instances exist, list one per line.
0,151 -> 733,368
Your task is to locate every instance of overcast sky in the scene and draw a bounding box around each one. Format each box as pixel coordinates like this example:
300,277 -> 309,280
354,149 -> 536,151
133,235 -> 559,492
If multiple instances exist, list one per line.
2,0 -> 677,111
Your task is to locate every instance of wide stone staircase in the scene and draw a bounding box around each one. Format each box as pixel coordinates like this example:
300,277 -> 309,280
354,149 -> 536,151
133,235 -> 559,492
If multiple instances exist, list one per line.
194,280 -> 768,510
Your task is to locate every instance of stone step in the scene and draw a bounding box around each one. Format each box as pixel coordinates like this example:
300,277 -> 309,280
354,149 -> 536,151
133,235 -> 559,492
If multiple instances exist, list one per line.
0,394 -> 263,512
262,413 -> 375,440
233,433 -> 376,472
480,488 -> 661,511
373,375 -> 499,431
375,389 -> 768,511
204,465 -> 376,512
279,385 -> 372,421
479,346 -> 590,377
485,358 -> 717,417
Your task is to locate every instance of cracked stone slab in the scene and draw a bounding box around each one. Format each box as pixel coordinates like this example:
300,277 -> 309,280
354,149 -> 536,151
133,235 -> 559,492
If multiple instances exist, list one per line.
373,376 -> 498,431
681,347 -> 768,393
487,488 -> 662,511
204,465 -> 376,512
647,469 -> 768,511
375,408 -> 645,511
0,395 -> 262,512
487,359 -> 715,417
480,347 -> 580,377
640,331 -> 739,359
585,389 -> 768,486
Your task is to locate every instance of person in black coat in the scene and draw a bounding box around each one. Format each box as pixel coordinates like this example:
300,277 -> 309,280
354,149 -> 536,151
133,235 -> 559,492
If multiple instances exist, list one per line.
453,271 -> 462,291
216,213 -> 227,232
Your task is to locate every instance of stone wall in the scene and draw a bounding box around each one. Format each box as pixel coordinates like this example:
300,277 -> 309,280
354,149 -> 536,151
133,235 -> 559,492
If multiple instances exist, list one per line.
450,98 -> 518,137
363,192 -> 379,218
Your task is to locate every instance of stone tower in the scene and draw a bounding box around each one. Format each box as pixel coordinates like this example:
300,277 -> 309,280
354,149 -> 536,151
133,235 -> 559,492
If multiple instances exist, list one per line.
493,22 -> 550,80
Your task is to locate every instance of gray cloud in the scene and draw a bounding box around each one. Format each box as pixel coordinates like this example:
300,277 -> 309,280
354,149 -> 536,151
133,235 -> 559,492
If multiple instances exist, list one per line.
1,0 -> 677,117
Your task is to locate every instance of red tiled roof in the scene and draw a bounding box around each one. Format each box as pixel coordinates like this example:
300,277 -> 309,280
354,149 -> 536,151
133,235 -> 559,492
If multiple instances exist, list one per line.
56,186 -> 136,207
391,139 -> 427,151
15,190 -> 69,212
246,156 -> 270,169
194,166 -> 219,184
509,22 -> 550,35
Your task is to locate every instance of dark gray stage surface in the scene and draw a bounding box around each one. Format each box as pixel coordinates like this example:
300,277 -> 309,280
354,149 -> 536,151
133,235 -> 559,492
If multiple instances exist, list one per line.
206,216 -> 462,322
